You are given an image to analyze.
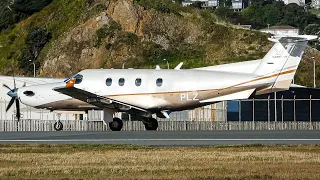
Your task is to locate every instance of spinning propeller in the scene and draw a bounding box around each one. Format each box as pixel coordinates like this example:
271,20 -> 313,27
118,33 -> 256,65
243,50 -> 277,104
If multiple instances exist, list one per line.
3,77 -> 25,121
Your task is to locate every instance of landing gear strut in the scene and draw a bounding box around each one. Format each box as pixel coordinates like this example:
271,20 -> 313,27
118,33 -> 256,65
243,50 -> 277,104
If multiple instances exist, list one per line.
109,117 -> 123,131
144,118 -> 158,131
54,113 -> 63,131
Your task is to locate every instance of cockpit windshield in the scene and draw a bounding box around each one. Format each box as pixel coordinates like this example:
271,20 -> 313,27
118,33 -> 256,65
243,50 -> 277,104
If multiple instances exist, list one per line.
64,74 -> 83,84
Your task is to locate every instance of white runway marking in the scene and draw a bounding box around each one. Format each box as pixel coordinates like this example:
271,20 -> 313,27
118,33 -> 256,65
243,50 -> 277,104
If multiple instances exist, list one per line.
0,139 -> 320,142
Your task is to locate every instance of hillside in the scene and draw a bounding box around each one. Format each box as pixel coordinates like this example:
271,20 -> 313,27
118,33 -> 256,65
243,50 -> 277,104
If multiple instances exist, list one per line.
0,0 -> 319,87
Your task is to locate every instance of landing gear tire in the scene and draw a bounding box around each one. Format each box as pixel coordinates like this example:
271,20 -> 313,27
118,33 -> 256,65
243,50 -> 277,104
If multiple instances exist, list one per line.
54,121 -> 63,131
109,118 -> 123,131
144,118 -> 158,131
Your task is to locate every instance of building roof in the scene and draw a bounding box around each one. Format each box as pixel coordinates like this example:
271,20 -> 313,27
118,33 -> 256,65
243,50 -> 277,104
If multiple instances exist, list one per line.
260,25 -> 298,30
240,25 -> 252,30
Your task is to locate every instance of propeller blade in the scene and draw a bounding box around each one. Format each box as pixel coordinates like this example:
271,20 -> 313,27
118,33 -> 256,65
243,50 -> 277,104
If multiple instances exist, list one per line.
3,84 -> 11,90
6,97 -> 15,112
15,99 -> 20,121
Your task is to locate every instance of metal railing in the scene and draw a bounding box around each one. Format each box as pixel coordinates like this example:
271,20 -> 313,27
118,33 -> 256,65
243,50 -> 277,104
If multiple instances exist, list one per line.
0,119 -> 319,131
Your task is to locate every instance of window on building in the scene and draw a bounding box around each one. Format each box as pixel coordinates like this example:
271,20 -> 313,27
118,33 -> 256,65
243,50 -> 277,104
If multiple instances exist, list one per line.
119,78 -> 125,86
156,78 -> 163,87
106,78 -> 112,86
135,78 -> 141,86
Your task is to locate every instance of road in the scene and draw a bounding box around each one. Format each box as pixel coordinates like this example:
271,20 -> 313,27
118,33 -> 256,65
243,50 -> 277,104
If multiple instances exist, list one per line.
0,131 -> 319,146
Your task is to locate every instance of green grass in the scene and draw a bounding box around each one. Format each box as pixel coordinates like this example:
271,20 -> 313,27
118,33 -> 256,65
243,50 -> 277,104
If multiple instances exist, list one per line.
0,144 -> 320,179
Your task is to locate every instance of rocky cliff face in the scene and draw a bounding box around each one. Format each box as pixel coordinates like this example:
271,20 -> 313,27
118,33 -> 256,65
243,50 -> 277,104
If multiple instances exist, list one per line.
40,0 -> 270,77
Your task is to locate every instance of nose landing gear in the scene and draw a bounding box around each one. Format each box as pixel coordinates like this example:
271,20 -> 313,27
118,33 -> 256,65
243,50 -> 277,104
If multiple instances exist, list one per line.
54,113 -> 63,131
54,121 -> 63,131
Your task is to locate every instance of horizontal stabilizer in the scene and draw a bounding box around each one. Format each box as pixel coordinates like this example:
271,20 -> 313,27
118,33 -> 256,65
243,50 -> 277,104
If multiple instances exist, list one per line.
174,62 -> 184,70
268,35 -> 318,42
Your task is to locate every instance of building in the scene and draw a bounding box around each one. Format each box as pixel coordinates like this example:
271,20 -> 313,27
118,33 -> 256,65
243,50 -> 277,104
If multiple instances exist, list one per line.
239,24 -> 252,30
232,0 -> 249,10
227,86 -> 320,121
259,25 -> 299,35
281,0 -> 305,6
311,0 -> 320,9
182,0 -> 248,9
182,0 -> 219,8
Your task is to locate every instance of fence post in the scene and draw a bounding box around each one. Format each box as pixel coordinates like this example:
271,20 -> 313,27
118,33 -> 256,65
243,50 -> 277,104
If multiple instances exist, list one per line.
274,92 -> 277,123
238,100 -> 242,130
268,95 -> 270,130
294,95 -> 296,130
281,96 -> 284,130
310,95 -> 312,130
253,98 -> 255,130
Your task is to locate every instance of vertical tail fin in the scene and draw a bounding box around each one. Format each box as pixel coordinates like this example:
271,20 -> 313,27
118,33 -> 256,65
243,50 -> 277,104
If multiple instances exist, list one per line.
254,35 -> 317,94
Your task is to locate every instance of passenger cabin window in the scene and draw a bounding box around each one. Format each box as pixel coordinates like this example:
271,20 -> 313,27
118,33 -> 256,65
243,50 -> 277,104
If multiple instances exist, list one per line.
119,78 -> 125,86
135,78 -> 141,86
106,78 -> 112,86
156,78 -> 163,87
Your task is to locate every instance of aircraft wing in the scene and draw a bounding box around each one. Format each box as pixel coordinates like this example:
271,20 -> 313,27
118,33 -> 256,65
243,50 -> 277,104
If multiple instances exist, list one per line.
53,86 -> 148,112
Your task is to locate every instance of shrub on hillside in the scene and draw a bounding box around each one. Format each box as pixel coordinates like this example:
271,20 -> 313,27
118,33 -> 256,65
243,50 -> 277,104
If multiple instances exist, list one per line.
0,0 -> 53,31
95,20 -> 122,47
18,28 -> 52,75
304,24 -> 320,50
241,1 -> 319,30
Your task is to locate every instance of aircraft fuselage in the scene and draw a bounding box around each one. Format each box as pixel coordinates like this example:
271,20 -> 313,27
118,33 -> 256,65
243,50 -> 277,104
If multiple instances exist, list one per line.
17,69 -> 259,112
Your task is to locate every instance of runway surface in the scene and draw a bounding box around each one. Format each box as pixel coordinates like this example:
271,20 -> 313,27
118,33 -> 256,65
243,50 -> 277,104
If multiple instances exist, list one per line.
0,131 -> 319,146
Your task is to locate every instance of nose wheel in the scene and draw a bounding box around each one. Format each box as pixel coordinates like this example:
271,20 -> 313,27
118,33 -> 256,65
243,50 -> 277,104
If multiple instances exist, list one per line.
54,121 -> 63,131
54,113 -> 63,131
144,118 -> 158,131
109,117 -> 123,131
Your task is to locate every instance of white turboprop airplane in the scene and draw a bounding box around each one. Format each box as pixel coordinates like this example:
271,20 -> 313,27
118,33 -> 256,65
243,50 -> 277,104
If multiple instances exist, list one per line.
2,35 -> 317,131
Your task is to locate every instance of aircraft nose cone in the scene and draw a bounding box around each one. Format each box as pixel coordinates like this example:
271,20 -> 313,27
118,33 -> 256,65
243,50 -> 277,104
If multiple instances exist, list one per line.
7,89 -> 17,98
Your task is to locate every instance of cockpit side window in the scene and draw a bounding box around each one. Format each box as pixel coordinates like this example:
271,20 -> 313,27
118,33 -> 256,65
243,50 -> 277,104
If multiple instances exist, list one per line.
74,74 -> 83,84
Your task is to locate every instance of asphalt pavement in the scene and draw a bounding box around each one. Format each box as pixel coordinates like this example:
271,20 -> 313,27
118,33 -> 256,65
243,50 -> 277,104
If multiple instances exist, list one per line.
0,130 -> 319,146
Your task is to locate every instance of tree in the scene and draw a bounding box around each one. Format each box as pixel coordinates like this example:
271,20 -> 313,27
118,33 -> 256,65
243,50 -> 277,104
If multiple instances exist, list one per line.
0,0 -> 53,31
18,28 -> 52,74
190,1 -> 203,9
241,1 -> 319,30
304,24 -> 320,50
215,6 -> 234,20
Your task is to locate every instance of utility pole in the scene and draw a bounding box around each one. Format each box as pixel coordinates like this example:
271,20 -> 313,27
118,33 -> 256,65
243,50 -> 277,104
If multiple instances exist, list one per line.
122,60 -> 127,69
29,60 -> 35,77
164,59 -> 169,69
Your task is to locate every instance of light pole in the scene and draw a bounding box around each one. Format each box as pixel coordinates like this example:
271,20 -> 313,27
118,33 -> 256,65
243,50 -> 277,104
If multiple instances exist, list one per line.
312,57 -> 316,88
122,60 -> 127,69
164,59 -> 169,69
29,60 -> 35,77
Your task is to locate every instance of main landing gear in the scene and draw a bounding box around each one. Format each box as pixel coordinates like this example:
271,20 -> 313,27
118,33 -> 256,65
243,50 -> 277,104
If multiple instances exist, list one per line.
107,117 -> 159,131
109,117 -> 123,131
143,118 -> 158,131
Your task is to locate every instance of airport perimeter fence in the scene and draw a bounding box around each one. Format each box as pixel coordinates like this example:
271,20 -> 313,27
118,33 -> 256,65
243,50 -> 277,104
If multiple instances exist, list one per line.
0,119 -> 320,131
